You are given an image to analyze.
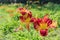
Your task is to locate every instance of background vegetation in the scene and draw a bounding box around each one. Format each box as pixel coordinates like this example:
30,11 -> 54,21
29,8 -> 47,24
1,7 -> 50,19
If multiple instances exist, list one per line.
0,2 -> 60,40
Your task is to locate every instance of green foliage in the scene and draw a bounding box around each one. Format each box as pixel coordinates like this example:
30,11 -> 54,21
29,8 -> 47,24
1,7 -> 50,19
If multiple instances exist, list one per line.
0,3 -> 60,40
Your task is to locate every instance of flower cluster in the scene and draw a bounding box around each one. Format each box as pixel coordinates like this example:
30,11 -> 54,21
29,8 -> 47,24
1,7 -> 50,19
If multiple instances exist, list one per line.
16,7 -> 57,36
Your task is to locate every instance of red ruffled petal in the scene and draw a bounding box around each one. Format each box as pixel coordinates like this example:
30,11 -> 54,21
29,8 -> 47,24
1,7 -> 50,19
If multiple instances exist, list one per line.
49,21 -> 57,28
42,14 -> 52,26
40,29 -> 48,36
28,11 -> 32,18
30,17 -> 36,22
19,16 -> 25,22
20,11 -> 26,15
18,7 -> 24,10
46,19 -> 52,26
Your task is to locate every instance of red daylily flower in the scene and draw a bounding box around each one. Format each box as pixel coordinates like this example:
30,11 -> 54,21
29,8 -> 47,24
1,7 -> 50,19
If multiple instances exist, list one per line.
19,8 -> 32,23
31,14 -> 57,36
18,8 -> 32,30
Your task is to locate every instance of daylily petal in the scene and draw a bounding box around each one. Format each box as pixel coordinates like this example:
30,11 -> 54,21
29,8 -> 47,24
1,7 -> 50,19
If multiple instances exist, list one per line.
19,16 -> 25,22
42,14 -> 49,22
18,7 -> 27,15
42,14 -> 52,26
18,7 -> 24,10
30,17 -> 36,22
33,18 -> 41,30
46,19 -> 52,26
49,21 -> 57,28
40,29 -> 48,36
37,18 -> 42,25
20,11 -> 26,15
28,11 -> 32,18
34,24 -> 40,31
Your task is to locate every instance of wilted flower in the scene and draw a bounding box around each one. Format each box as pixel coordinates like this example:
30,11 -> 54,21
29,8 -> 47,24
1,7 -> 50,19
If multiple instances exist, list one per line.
14,26 -> 23,32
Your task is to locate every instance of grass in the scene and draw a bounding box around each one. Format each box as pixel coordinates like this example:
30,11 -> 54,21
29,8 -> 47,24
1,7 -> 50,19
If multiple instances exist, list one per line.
0,3 -> 60,40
